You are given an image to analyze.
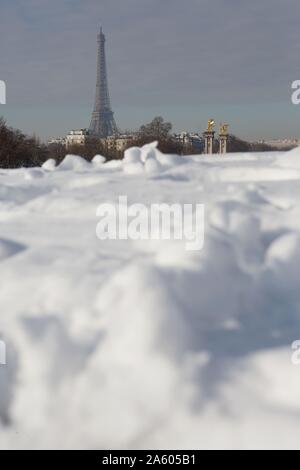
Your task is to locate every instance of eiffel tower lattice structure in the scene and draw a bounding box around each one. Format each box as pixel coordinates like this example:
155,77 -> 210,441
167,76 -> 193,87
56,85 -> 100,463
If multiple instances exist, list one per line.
89,28 -> 118,137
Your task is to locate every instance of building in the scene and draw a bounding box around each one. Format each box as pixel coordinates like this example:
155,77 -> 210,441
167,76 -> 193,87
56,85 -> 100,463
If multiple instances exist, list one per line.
101,134 -> 135,154
257,139 -> 300,149
66,129 -> 97,148
48,137 -> 66,147
174,132 -> 205,153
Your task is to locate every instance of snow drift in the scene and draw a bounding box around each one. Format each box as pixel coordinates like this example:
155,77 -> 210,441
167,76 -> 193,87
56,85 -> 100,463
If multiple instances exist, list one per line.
0,145 -> 300,449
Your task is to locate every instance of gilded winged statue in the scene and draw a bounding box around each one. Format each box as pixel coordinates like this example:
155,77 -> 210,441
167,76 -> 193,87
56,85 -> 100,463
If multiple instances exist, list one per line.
220,124 -> 229,135
207,119 -> 215,132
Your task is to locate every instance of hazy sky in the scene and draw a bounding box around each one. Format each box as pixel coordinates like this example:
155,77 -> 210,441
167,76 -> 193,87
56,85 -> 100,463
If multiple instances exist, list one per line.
1,0 -> 300,141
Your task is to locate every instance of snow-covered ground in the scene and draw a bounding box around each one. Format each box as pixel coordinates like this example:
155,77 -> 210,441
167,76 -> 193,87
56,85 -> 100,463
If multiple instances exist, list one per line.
1,144 -> 300,449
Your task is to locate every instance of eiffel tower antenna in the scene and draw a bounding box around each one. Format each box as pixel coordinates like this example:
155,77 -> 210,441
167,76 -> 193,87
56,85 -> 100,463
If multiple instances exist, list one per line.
89,28 -> 118,137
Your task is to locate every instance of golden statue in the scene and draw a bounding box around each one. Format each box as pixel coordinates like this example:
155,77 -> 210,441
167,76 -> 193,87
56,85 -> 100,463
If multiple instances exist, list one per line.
207,119 -> 215,132
220,123 -> 229,135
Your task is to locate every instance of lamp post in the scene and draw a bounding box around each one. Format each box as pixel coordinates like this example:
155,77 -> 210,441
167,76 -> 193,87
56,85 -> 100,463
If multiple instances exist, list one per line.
219,124 -> 229,154
203,119 -> 215,154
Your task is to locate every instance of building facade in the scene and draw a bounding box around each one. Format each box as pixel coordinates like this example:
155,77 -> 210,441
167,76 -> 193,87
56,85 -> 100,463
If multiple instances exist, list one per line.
66,129 -> 97,148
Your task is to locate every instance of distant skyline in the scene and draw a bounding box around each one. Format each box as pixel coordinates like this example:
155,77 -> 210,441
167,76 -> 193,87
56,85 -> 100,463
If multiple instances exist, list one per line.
1,0 -> 300,141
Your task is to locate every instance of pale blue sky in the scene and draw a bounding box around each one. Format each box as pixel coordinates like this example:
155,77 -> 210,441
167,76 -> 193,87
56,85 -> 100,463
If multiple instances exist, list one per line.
1,0 -> 300,141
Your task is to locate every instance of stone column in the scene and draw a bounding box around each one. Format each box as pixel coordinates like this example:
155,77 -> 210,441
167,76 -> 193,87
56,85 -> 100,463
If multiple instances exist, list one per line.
219,124 -> 229,154
203,119 -> 215,154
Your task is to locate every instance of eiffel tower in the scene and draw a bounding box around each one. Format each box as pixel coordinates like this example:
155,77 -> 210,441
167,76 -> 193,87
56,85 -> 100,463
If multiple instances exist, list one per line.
89,28 -> 118,137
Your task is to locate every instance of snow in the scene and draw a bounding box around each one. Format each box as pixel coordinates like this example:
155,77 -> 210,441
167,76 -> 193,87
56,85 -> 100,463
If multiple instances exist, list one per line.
42,159 -> 57,171
276,146 -> 300,170
58,154 -> 90,171
92,155 -> 106,166
1,144 -> 300,449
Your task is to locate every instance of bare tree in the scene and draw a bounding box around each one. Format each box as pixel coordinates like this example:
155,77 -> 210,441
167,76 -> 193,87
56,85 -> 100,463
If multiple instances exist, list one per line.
0,118 -> 49,168
134,116 -> 183,154
138,116 -> 172,140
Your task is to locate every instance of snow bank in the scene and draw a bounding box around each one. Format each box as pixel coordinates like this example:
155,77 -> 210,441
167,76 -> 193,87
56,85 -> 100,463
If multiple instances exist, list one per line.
1,149 -> 300,449
39,142 -> 182,177
42,159 -> 57,171
92,155 -> 106,166
276,146 -> 300,169
0,238 -> 25,261
122,142 -> 182,175
24,169 -> 45,180
58,154 -> 90,171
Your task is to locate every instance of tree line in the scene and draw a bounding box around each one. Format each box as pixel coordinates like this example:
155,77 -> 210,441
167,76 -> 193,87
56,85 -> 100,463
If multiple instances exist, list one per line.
0,116 -> 284,169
